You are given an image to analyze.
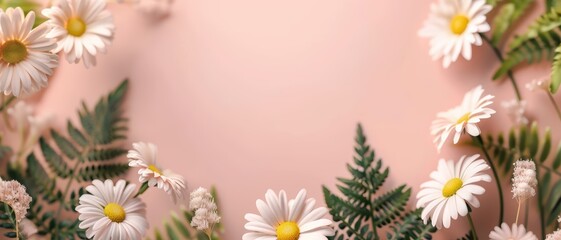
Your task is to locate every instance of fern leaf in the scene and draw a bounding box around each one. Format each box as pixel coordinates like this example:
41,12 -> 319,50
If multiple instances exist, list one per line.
494,8 -> 561,80
552,43 -> 561,92
324,124 -> 434,240
491,0 -> 533,46
86,148 -> 127,161
76,163 -> 129,182
39,137 -> 72,178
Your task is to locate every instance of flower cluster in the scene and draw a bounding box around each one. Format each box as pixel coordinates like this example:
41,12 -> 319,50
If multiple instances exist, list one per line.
512,160 -> 537,201
189,187 -> 221,231
0,177 -> 32,222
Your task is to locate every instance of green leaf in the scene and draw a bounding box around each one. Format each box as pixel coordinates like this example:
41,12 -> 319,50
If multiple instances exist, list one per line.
86,148 -> 127,161
67,121 -> 88,147
529,122 -> 540,158
552,142 -> 561,169
51,129 -> 80,159
552,43 -> 561,93
540,127 -> 552,162
39,137 -> 72,178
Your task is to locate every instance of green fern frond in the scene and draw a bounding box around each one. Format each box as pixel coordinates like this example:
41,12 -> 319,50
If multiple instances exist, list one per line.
0,202 -> 18,239
456,231 -> 474,240
480,121 -> 561,228
491,0 -> 534,46
494,7 -> 561,80
323,124 -> 435,240
5,80 -> 131,239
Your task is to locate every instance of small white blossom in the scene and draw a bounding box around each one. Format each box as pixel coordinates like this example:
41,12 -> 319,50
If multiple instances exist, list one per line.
502,99 -> 528,126
526,77 -> 551,92
189,187 -> 220,231
512,160 -> 537,201
547,229 -> 561,240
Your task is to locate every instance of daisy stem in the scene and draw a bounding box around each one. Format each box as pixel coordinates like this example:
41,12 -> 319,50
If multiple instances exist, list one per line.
467,212 -> 478,240
515,200 -> 522,225
547,91 -> 561,122
480,33 -> 523,101
474,135 -> 504,225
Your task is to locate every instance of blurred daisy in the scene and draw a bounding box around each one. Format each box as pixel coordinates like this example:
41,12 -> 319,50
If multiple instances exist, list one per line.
0,8 -> 58,96
76,179 -> 148,239
419,0 -> 492,67
431,85 -> 495,151
489,223 -> 538,240
127,142 -> 186,203
243,189 -> 334,240
416,154 -> 491,229
42,0 -> 115,68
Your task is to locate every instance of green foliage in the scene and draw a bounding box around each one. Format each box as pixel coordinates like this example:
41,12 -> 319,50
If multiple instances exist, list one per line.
147,187 -> 223,240
7,80 -> 130,239
480,122 -> 561,227
323,124 -> 435,240
493,8 -> 561,84
491,0 -> 534,46
0,203 -> 18,239
547,0 -> 561,9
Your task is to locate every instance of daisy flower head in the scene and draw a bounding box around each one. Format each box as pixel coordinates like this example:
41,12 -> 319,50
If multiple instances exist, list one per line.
431,85 -> 495,152
127,142 -> 187,203
489,223 -> 538,240
42,0 -> 115,68
416,154 -> 491,229
76,179 -> 148,239
0,8 -> 58,97
419,0 -> 492,68
243,189 -> 335,240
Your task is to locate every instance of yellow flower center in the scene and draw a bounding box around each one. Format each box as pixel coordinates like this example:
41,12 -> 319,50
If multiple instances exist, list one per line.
276,222 -> 300,240
442,178 -> 463,197
103,202 -> 126,223
450,15 -> 469,35
1,40 -> 28,64
66,17 -> 87,37
456,112 -> 471,124
148,164 -> 162,175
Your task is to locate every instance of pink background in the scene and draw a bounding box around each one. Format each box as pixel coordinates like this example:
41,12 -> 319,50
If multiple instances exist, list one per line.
27,0 -> 561,238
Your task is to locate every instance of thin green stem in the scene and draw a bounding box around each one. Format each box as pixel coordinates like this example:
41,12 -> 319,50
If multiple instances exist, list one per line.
547,91 -> 561,122
536,166 -> 546,239
480,33 -> 523,101
474,135 -> 504,225
467,212 -> 478,240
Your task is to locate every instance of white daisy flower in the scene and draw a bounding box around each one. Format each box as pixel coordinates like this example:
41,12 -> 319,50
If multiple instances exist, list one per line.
42,0 -> 115,68
431,85 -> 495,152
243,189 -> 335,240
0,8 -> 58,96
416,154 -> 491,229
419,0 -> 492,68
127,142 -> 187,204
489,223 -> 538,240
76,179 -> 148,240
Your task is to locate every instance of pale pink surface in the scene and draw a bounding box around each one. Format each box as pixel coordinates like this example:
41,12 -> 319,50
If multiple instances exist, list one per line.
31,0 -> 557,238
